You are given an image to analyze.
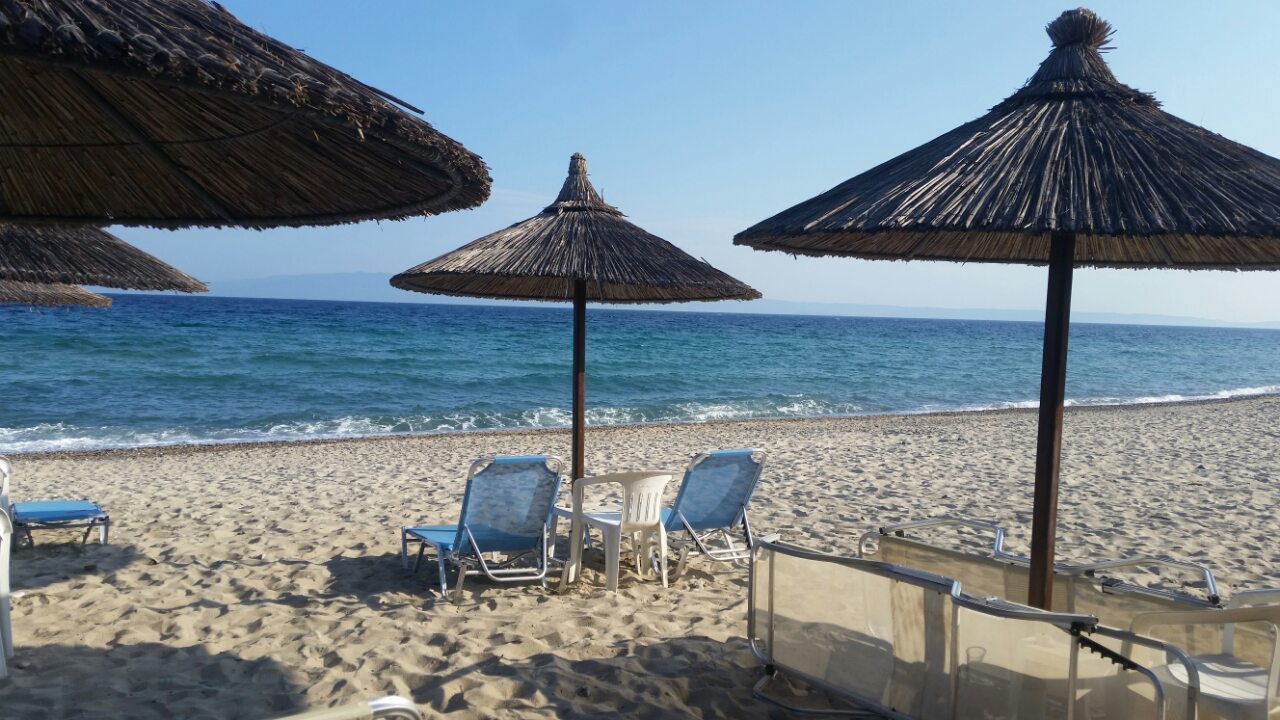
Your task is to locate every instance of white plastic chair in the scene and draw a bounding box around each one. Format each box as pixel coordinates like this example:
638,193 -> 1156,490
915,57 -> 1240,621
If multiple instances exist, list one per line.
555,472 -> 672,592
1132,595 -> 1280,720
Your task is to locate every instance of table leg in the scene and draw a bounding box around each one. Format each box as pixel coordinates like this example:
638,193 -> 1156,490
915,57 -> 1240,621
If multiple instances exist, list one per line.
560,480 -> 585,587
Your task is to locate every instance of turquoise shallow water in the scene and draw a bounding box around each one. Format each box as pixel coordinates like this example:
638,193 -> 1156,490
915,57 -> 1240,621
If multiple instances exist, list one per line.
1,294 -> 1278,453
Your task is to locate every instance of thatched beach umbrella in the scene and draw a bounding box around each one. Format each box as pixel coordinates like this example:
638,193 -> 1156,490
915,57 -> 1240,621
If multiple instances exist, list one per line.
392,153 -> 760,481
735,9 -> 1280,609
0,224 -> 207,292
0,0 -> 489,227
0,280 -> 111,308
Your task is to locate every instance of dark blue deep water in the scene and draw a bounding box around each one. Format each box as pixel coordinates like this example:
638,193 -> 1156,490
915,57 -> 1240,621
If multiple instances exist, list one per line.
2,294 -> 1278,452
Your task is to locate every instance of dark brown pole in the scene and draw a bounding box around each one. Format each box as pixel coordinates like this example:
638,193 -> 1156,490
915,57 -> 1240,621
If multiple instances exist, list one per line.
571,279 -> 587,480
1028,231 -> 1075,610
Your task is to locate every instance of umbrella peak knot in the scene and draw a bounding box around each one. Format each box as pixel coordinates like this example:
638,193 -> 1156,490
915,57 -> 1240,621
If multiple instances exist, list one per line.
1046,7 -> 1114,51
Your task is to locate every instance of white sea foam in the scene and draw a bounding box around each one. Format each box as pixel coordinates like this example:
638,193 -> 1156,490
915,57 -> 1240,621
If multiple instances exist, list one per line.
950,384 -> 1280,413
1,385 -> 1276,453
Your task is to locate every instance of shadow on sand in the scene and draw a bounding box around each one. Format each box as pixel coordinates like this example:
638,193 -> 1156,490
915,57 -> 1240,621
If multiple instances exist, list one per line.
9,541 -> 147,592
324,546 -> 741,607
407,635 -> 770,718
0,642 -> 303,719
323,552 -> 443,608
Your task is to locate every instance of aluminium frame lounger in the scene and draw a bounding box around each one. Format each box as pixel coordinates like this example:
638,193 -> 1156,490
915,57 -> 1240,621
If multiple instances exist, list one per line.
400,455 -> 564,600
0,456 -> 109,548
749,537 -> 1195,719
862,516 -> 1280,720
662,448 -> 765,576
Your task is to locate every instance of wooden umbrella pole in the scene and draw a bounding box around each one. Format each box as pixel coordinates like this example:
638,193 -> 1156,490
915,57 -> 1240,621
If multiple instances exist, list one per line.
1028,231 -> 1075,609
572,278 -> 587,480
561,278 -> 589,589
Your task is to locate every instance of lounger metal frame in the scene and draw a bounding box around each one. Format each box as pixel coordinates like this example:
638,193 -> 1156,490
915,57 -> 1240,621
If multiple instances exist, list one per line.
13,505 -> 110,548
748,538 -> 1193,719
666,449 -> 766,574
400,455 -> 564,600
1,456 -> 110,548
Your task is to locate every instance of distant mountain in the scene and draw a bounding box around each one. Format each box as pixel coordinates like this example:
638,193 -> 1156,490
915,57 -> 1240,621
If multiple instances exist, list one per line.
191,271 -> 1280,329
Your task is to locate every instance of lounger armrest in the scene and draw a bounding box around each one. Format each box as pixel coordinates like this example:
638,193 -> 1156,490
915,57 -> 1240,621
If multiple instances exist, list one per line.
1131,605 -> 1280,635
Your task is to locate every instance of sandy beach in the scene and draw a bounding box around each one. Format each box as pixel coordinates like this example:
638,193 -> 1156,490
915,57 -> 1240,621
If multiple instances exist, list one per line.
1,396 -> 1277,718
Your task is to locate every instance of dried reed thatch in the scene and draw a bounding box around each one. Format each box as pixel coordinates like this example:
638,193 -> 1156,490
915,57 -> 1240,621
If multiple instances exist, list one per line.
0,224 -> 206,291
0,280 -> 111,307
0,0 -> 490,228
392,154 -> 760,303
735,8 -> 1280,269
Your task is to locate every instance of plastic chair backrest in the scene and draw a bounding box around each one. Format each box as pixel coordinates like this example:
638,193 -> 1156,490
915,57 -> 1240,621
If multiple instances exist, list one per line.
667,449 -> 764,531
455,455 -> 563,554
615,473 -> 671,534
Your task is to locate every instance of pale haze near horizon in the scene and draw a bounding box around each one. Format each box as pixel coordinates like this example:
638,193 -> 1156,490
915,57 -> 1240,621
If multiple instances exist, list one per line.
115,1 -> 1280,323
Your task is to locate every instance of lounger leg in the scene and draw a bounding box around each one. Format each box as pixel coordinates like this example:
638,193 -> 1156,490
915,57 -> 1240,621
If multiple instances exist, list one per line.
437,553 -> 449,598
548,515 -> 559,561
413,543 -> 427,573
658,525 -> 669,589
81,520 -> 95,545
100,517 -> 109,545
453,559 -> 467,602
540,531 -> 549,589
604,528 -> 621,592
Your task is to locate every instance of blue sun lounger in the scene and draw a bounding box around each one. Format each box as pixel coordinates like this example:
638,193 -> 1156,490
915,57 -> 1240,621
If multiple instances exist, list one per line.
662,448 -> 766,576
0,456 -> 110,548
400,455 -> 564,600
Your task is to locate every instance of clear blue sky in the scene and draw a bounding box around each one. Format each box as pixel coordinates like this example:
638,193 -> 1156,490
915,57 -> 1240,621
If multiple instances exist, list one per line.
120,1 -> 1280,322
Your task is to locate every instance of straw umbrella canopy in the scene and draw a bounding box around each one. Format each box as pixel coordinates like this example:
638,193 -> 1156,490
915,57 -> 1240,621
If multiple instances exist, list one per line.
0,0 -> 490,228
0,224 -> 207,292
0,280 -> 111,308
393,153 -> 760,481
735,8 -> 1280,609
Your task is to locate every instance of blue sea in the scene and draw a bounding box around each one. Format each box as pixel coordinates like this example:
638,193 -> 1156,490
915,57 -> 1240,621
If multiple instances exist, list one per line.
1,294 -> 1278,453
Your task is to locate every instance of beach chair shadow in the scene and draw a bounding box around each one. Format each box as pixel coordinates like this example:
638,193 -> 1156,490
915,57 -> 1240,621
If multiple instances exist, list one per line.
323,553 -> 442,608
0,641 -> 304,719
407,635 -> 771,718
9,542 -> 145,592
325,553 -> 561,611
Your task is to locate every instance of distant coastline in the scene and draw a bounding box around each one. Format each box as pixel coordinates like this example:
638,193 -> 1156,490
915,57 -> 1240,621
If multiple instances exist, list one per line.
103,272 -> 1280,330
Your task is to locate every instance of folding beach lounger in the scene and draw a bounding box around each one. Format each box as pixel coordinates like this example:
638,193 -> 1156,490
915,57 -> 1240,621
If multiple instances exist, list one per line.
662,448 -> 765,576
750,537 -> 1195,719
400,455 -> 564,600
862,516 -> 1280,720
0,457 -> 109,548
